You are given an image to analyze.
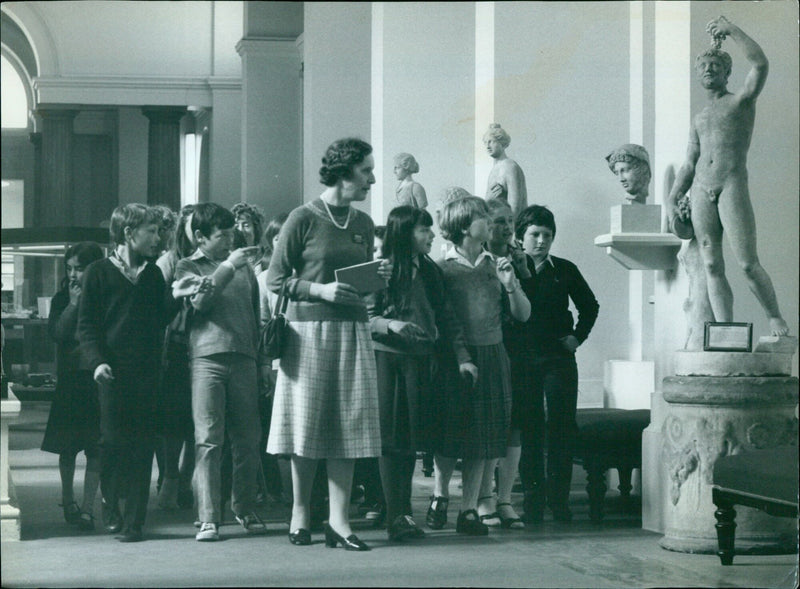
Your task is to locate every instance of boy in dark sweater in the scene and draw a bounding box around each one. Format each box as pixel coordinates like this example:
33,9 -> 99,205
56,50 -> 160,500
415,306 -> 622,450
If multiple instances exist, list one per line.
506,205 -> 599,523
77,204 -> 175,542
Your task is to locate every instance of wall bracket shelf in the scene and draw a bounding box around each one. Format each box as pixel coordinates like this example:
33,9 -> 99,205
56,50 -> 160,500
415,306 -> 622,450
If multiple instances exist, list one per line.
594,232 -> 681,271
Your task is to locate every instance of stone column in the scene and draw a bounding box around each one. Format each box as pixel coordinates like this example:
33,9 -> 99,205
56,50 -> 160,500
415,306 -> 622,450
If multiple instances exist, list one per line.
35,107 -> 78,226
28,132 -> 42,228
642,0 -> 693,534
236,37 -> 302,212
142,106 -> 186,210
207,78 -> 241,208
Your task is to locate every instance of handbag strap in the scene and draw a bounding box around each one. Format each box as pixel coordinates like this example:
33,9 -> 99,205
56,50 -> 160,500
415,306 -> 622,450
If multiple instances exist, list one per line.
273,281 -> 291,318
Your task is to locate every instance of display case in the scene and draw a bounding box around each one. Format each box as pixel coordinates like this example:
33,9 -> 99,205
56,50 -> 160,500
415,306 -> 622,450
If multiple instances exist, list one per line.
1,227 -> 109,389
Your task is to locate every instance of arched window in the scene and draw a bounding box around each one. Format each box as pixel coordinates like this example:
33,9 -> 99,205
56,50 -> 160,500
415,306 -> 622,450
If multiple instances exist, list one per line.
1,54 -> 28,128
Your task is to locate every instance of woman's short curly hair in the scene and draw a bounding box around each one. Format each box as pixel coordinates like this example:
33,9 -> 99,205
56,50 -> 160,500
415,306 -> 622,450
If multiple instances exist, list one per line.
319,138 -> 373,186
438,196 -> 490,246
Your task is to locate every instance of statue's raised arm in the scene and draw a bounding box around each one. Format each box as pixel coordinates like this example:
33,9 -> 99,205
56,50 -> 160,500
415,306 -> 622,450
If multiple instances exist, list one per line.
706,16 -> 768,101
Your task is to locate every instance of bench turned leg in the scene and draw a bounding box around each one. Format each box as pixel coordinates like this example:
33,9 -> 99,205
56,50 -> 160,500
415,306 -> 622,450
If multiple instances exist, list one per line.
714,496 -> 737,565
584,458 -> 607,523
617,464 -> 633,498
421,452 -> 434,477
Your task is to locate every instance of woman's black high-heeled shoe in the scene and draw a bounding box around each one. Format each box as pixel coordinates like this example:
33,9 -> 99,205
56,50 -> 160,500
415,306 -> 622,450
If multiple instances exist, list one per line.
288,528 -> 312,545
60,501 -> 82,525
324,523 -> 370,551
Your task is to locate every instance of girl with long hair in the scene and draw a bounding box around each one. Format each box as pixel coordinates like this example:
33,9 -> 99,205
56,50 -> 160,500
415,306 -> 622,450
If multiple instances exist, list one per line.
367,205 -> 471,541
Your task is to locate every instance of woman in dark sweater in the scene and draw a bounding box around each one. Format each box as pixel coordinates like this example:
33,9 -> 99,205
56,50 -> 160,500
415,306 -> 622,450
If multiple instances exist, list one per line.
42,242 -> 104,530
266,138 -> 391,551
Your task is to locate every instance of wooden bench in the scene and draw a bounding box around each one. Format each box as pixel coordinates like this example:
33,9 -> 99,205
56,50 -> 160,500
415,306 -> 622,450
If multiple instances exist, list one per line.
573,408 -> 650,522
712,445 -> 799,565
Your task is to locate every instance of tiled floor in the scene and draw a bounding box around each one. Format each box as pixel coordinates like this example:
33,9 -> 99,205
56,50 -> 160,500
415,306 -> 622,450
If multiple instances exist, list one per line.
2,402 -> 797,588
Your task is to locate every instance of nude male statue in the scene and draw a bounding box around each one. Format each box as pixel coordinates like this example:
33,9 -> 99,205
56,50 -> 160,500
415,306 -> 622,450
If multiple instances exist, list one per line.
666,16 -> 789,336
484,123 -> 528,216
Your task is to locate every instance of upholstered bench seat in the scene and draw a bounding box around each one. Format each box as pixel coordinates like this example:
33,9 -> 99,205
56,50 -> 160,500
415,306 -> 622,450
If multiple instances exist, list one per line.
573,408 -> 650,522
712,445 -> 799,565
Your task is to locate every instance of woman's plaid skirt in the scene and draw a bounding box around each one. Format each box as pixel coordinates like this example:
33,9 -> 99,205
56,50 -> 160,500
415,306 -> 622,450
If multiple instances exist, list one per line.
266,320 -> 382,459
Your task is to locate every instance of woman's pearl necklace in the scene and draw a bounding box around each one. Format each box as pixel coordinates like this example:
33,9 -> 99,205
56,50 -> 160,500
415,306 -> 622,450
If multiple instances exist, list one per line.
321,198 -> 352,230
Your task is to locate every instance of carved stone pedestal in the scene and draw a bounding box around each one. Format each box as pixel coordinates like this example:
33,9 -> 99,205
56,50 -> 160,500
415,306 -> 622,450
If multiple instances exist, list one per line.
659,352 -> 798,553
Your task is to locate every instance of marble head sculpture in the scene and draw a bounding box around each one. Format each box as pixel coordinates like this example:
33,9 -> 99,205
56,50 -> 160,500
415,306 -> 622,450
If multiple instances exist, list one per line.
606,144 -> 652,204
393,153 -> 419,174
482,123 -> 511,148
695,48 -> 732,78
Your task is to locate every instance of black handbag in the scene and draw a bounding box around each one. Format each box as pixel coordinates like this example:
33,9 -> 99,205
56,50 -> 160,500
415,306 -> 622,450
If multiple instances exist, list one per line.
260,282 -> 290,358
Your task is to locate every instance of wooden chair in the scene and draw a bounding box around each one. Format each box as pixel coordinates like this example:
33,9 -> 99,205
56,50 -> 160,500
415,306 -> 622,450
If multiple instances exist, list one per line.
712,445 -> 799,565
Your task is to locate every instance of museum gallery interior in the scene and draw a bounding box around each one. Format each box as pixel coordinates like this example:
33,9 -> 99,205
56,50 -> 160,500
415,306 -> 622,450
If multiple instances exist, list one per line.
1,2 -> 797,587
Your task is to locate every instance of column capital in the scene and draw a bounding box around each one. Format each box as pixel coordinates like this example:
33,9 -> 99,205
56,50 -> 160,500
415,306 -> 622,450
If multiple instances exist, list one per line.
190,108 -> 211,134
141,106 -> 188,124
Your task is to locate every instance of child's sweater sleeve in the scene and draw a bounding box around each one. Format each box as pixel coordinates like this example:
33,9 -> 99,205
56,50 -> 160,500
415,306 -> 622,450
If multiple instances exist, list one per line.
77,263 -> 106,372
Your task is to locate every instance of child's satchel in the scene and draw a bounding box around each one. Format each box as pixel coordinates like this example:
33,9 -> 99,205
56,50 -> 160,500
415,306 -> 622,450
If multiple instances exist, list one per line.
260,282 -> 290,359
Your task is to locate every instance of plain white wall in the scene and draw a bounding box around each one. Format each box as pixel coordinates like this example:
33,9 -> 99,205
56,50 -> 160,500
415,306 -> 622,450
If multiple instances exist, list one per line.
379,2 -> 476,218
303,2 -> 372,207
494,2 -> 632,391
34,1 -> 214,76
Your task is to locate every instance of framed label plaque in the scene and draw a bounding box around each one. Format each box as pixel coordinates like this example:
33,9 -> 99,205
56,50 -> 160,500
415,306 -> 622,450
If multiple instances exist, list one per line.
703,322 -> 753,352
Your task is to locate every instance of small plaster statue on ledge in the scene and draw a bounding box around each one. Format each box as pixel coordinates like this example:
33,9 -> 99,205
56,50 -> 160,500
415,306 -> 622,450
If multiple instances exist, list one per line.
606,144 -> 651,204
393,153 -> 428,209
666,15 -> 789,337
483,124 -> 528,216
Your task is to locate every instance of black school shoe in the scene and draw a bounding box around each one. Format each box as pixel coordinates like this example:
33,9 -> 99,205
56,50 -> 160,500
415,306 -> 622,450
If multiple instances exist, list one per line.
115,526 -> 143,542
102,500 -> 123,534
426,496 -> 449,529
388,515 -> 425,541
456,509 -> 488,536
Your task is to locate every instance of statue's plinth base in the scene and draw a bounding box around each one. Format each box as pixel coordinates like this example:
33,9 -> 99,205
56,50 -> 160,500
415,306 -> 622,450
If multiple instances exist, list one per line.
659,351 -> 798,554
610,204 -> 661,233
674,350 -> 793,377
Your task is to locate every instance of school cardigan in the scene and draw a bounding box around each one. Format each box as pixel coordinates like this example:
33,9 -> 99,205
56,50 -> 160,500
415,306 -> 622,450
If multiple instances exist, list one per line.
367,254 -> 471,364
77,258 -> 168,373
266,199 -> 375,323
437,249 -> 508,347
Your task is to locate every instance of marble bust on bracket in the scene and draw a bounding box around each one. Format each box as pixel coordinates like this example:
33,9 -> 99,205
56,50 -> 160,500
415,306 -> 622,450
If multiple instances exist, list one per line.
605,144 -> 661,233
